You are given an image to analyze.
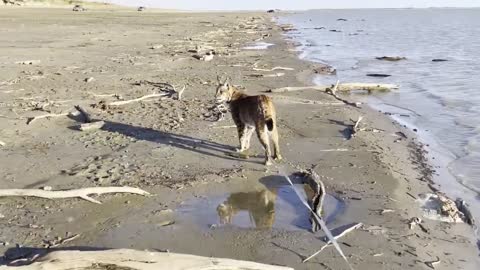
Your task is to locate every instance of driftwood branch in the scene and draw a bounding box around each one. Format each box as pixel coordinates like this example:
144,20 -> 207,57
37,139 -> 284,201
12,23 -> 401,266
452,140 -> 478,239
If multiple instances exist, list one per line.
26,112 -> 70,125
326,80 -> 362,108
0,187 -> 150,204
270,83 -> 399,93
74,105 -> 92,123
108,93 -> 169,106
3,249 -> 293,270
303,222 -> 363,263
253,66 -> 294,72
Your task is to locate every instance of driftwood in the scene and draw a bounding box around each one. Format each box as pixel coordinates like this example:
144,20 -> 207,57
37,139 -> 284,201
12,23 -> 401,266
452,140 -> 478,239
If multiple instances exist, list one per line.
351,116 -> 364,137
26,112 -> 70,125
270,83 -> 399,93
253,66 -> 294,72
108,93 -> 169,106
0,187 -> 150,204
79,121 -> 105,131
1,249 -> 293,270
303,222 -> 363,263
248,73 -> 285,78
327,81 -> 362,108
270,95 -> 344,106
0,140 -> 5,147
74,105 -> 92,123
301,169 -> 326,232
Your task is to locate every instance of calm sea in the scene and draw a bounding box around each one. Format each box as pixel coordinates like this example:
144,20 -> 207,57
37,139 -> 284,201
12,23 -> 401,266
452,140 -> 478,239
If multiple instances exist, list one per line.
278,9 -> 480,227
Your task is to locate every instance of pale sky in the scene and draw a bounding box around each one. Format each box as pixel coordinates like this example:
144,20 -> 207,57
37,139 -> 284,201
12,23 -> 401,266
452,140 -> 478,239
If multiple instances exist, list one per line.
98,0 -> 480,10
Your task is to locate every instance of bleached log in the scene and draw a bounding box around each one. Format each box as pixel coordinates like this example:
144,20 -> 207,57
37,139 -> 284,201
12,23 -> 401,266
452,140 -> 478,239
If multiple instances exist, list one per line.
270,83 -> 399,93
1,249 -> 293,270
108,93 -> 168,106
253,66 -> 294,72
0,187 -> 150,204
26,112 -> 70,125
271,95 -> 344,106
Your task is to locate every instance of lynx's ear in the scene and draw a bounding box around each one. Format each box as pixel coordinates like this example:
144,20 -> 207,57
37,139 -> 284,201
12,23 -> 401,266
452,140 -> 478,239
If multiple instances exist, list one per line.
224,76 -> 231,86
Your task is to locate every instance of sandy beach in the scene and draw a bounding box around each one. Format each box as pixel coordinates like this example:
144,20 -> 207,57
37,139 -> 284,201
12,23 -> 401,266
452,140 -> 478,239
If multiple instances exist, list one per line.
0,5 -> 479,270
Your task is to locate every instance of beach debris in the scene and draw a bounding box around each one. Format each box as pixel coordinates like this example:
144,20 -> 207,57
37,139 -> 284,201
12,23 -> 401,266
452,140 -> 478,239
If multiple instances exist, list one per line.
269,82 -> 399,93
279,171 -> 353,269
351,116 -> 364,137
3,249 -> 294,270
279,24 -> 296,32
0,186 -> 150,204
79,120 -> 105,131
376,56 -> 407,61
380,209 -> 395,215
325,80 -> 362,108
424,256 -> 441,269
299,169 -> 326,232
26,112 -> 70,125
137,6 -> 146,11
74,105 -> 92,123
267,9 -> 276,13
337,18 -> 348,21
108,89 -> 182,106
455,198 -> 475,226
417,193 -> 466,223
72,4 -> 86,12
432,59 -> 448,62
0,140 -> 6,147
313,65 -> 336,75
149,44 -> 164,50
303,222 -> 363,263
15,60 -> 40,65
84,77 -> 95,83
193,51 -> 215,61
44,234 -> 81,248
252,63 -> 294,72
367,73 -> 391,78
329,29 -> 342,32
158,220 -> 175,227
131,81 -> 186,101
248,72 -> 285,78
271,95 -> 344,106
407,217 -> 429,233
205,103 -> 228,122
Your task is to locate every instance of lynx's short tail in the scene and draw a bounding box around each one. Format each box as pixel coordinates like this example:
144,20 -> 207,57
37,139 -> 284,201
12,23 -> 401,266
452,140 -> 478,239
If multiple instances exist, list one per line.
260,95 -> 275,132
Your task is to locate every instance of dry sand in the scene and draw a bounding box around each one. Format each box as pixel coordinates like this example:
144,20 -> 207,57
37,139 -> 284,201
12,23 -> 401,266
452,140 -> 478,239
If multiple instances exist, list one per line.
0,6 -> 479,270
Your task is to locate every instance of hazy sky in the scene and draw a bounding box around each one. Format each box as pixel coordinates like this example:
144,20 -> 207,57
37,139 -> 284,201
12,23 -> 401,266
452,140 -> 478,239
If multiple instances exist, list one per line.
99,0 -> 480,10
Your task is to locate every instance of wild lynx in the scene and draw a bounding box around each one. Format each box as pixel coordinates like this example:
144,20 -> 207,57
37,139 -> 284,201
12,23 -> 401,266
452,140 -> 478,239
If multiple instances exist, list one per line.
215,77 -> 281,165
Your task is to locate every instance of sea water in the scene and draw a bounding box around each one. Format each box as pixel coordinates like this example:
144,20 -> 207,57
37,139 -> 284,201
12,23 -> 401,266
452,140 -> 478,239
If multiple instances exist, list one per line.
279,8 -> 480,229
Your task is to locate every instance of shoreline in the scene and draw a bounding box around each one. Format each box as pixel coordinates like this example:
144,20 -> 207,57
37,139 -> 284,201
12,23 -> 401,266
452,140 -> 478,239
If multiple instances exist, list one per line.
0,7 -> 479,269
276,11 -> 480,240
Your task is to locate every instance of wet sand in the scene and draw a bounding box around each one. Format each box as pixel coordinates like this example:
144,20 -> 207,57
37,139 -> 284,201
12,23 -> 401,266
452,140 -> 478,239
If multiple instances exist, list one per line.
0,6 -> 479,270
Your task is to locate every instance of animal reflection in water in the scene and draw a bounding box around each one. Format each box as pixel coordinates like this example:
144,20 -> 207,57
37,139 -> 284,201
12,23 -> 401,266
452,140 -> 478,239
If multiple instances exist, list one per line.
216,184 -> 324,229
217,189 -> 278,229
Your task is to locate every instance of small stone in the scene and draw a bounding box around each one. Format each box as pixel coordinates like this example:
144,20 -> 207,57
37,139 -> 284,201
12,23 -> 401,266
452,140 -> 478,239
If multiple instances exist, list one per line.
42,186 -> 52,191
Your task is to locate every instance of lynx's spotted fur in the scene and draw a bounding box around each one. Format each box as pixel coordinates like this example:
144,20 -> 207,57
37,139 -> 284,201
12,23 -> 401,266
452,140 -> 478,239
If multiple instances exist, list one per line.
215,78 -> 281,165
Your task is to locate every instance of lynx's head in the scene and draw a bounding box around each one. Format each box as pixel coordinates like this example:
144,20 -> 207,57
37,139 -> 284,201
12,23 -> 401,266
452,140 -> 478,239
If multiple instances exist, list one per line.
215,76 -> 234,104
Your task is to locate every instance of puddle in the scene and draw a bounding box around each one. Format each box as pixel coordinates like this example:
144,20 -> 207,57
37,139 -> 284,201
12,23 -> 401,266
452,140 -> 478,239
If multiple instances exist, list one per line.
243,42 -> 275,50
177,184 -> 345,231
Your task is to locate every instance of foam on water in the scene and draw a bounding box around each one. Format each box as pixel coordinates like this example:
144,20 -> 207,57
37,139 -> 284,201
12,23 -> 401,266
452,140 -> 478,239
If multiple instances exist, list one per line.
278,8 -> 480,232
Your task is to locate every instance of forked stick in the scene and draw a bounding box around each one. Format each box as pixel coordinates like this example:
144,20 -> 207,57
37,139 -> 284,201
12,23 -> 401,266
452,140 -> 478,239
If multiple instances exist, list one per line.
108,93 -> 168,106
0,187 -> 150,204
303,222 -> 363,263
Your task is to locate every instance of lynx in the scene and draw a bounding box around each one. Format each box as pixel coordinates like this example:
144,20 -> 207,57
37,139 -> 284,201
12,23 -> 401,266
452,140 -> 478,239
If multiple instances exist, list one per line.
215,77 -> 282,165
